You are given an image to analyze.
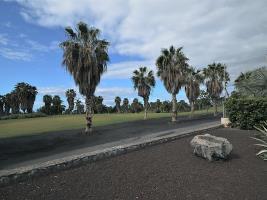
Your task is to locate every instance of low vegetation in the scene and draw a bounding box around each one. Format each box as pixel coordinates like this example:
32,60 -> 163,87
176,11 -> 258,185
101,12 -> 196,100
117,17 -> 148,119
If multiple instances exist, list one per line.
0,110 -> 214,139
226,67 -> 267,129
0,112 -> 47,120
252,121 -> 267,160
225,97 -> 267,129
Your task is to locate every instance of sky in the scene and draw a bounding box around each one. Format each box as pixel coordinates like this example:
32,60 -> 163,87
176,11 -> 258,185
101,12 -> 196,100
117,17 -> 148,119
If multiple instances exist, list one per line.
0,0 -> 266,109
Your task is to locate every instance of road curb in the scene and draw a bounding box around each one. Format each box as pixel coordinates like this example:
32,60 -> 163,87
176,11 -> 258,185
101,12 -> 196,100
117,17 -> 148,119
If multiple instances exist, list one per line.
0,124 -> 222,186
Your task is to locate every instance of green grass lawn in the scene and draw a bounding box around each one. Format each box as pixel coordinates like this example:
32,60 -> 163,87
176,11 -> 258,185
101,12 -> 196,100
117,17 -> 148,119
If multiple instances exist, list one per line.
0,109 -> 216,139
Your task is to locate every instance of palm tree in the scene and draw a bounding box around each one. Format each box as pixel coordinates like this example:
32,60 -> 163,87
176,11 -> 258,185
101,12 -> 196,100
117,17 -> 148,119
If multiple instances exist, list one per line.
26,85 -> 37,113
132,67 -> 155,119
94,96 -> 104,113
156,46 -> 189,122
203,63 -> 229,116
122,98 -> 129,113
235,67 -> 267,97
60,21 -> 109,134
185,67 -> 204,117
52,95 -> 64,115
10,91 -> 20,114
65,89 -> 76,113
115,96 -> 121,113
4,93 -> 11,115
75,99 -> 84,114
131,98 -> 139,113
0,95 -> 4,115
15,82 -> 38,113
155,99 -> 161,113
43,95 -> 53,115
15,82 -> 28,113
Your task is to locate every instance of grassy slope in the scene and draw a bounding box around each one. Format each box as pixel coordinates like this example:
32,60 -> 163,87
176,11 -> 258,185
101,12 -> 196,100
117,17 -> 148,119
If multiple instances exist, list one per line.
0,109 -> 215,139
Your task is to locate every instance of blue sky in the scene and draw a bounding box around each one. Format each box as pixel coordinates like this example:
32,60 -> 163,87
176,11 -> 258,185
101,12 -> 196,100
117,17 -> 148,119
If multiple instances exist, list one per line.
0,0 -> 266,109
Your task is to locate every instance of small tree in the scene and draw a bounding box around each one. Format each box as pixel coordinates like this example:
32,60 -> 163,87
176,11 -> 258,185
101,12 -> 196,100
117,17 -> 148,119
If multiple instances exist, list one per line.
65,89 -> 76,113
203,63 -> 229,116
122,98 -> 129,113
185,67 -> 204,117
43,95 -> 53,115
132,67 -> 155,119
115,96 -> 121,113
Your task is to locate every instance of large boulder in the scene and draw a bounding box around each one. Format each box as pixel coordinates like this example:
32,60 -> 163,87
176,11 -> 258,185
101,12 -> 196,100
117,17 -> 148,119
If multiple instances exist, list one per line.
190,134 -> 233,161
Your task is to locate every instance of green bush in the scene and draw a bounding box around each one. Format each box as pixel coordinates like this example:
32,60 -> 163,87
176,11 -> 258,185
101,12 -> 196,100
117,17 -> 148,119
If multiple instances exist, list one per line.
225,97 -> 267,129
0,112 -> 47,120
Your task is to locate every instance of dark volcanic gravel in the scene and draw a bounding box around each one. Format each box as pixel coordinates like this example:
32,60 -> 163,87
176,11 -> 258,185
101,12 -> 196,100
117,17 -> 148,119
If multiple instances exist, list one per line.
0,128 -> 266,200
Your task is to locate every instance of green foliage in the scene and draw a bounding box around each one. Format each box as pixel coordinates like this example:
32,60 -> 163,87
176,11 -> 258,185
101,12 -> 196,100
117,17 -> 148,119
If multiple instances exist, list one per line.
235,67 -> 267,97
251,121 -> 267,160
225,97 -> 267,129
0,112 -> 47,120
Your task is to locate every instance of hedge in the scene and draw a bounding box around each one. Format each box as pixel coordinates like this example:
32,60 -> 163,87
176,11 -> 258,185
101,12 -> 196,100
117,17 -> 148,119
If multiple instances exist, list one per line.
0,112 -> 47,120
225,97 -> 267,129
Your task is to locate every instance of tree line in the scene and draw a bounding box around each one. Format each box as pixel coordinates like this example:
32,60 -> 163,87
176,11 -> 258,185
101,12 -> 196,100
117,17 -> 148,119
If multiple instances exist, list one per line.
0,82 -> 37,116
59,21 -> 231,133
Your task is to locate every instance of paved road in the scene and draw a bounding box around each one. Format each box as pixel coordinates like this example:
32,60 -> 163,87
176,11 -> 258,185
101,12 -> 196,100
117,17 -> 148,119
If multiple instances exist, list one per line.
0,114 -> 220,170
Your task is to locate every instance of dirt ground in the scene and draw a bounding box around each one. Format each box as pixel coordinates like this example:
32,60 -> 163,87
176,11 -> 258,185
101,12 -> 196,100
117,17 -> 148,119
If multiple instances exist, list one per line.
0,128 -> 266,200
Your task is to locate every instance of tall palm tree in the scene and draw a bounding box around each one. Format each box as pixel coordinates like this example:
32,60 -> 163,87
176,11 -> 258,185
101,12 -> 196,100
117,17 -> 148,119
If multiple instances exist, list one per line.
115,96 -> 121,113
185,67 -> 204,117
122,98 -> 129,113
43,95 -> 53,115
65,89 -> 76,113
203,63 -> 229,116
132,67 -> 155,119
60,21 -> 109,134
156,46 -> 189,122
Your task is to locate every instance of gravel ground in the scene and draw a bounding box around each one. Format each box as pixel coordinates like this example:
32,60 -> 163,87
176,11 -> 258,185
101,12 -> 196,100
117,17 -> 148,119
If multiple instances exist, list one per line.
0,128 -> 266,200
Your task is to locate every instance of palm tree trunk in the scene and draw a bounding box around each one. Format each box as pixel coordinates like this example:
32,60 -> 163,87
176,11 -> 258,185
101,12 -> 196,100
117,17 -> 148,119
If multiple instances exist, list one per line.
190,102 -> 194,118
85,95 -> 93,134
116,104 -> 120,113
171,93 -> 177,122
214,102 -> 218,116
144,97 -> 148,120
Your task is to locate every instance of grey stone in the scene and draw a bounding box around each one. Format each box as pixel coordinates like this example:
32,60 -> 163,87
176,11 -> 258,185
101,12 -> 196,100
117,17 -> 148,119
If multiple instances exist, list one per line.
190,134 -> 233,161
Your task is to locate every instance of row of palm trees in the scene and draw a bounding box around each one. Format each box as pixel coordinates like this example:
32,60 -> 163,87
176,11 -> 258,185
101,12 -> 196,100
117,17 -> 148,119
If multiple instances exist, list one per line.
60,21 -> 229,134
131,46 -> 229,121
0,82 -> 37,116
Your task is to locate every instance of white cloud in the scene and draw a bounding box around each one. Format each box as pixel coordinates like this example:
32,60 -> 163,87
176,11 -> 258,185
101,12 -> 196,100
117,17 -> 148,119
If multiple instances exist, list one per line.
0,47 -> 32,61
104,60 -> 155,79
0,32 -> 59,61
6,0 -> 267,81
38,86 -> 68,96
0,34 -> 8,45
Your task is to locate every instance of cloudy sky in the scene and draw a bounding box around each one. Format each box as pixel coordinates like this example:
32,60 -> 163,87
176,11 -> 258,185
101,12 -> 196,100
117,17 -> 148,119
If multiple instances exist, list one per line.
0,0 -> 266,108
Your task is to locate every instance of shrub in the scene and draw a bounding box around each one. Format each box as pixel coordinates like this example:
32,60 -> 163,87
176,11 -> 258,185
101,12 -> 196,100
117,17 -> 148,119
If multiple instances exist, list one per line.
0,112 -> 47,120
225,97 -> 267,129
